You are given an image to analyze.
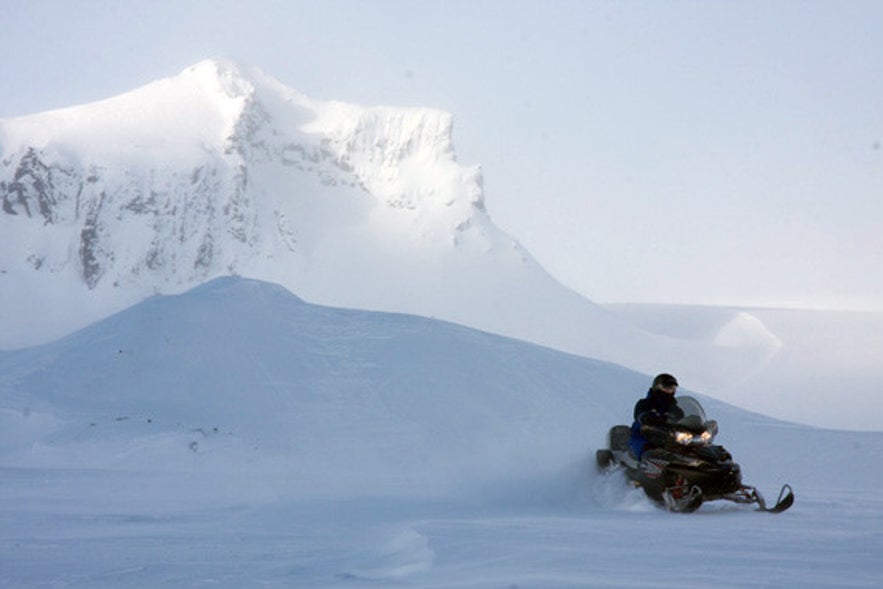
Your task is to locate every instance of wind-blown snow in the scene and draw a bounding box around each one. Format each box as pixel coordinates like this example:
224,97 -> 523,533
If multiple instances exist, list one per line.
1,277 -> 882,587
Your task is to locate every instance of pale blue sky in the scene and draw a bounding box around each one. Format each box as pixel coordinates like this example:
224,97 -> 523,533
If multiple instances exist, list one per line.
3,0 -> 882,310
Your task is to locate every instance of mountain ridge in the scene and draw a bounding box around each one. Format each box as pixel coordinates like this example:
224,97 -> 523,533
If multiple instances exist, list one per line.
0,58 -> 492,290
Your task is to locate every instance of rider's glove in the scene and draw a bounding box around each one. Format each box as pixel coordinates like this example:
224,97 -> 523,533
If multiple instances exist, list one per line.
641,410 -> 663,425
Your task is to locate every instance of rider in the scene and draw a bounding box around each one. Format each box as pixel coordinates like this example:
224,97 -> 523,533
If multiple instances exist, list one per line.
629,373 -> 683,459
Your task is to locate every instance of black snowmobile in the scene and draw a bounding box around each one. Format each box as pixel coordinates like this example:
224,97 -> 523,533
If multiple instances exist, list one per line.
596,396 -> 794,513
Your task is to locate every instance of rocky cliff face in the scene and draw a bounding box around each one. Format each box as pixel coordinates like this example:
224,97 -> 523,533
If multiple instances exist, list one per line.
0,59 -> 489,294
0,59 -> 548,346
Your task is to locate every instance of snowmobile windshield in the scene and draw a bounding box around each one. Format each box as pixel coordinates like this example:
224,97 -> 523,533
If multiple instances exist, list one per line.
668,396 -> 707,428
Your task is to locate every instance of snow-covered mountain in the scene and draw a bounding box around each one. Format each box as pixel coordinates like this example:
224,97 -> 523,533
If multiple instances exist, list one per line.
2,277 -> 881,587
0,277 -> 639,486
1,58 -> 492,295
0,58 -> 779,396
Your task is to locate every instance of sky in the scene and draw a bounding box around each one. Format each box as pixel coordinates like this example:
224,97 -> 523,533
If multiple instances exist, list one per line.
3,0 -> 882,311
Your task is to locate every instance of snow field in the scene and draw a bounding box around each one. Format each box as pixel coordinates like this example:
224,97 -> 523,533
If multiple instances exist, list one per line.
2,278 -> 882,587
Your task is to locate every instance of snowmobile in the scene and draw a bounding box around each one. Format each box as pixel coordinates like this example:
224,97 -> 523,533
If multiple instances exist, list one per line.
596,396 -> 794,513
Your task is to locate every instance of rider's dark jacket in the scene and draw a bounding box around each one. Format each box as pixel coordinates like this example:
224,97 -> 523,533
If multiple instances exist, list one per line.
629,388 -> 682,458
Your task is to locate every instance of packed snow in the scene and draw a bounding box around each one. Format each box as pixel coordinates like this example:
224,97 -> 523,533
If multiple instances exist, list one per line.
1,277 -> 882,588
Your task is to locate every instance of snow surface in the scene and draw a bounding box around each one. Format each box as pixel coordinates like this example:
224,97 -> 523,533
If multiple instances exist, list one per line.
2,277 -> 881,588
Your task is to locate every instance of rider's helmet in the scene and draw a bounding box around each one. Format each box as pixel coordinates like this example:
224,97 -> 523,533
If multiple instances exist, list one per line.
652,373 -> 679,390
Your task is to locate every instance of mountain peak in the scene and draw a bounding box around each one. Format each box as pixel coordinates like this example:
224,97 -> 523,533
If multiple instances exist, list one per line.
177,58 -> 271,105
0,59 -> 500,344
182,57 -> 250,81
0,59 -> 262,165
179,56 -> 256,104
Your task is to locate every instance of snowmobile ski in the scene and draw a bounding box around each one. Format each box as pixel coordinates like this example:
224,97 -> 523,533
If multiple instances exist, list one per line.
721,483 -> 794,513
758,484 -> 795,513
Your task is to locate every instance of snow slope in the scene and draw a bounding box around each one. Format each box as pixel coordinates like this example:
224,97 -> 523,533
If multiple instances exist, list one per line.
0,277 -> 640,491
1,277 -> 881,587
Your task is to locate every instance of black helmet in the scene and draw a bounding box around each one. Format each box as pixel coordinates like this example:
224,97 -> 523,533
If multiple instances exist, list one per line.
652,373 -> 679,389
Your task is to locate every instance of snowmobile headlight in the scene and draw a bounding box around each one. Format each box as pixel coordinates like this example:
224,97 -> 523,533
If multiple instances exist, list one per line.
674,431 -> 694,445
674,429 -> 713,446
